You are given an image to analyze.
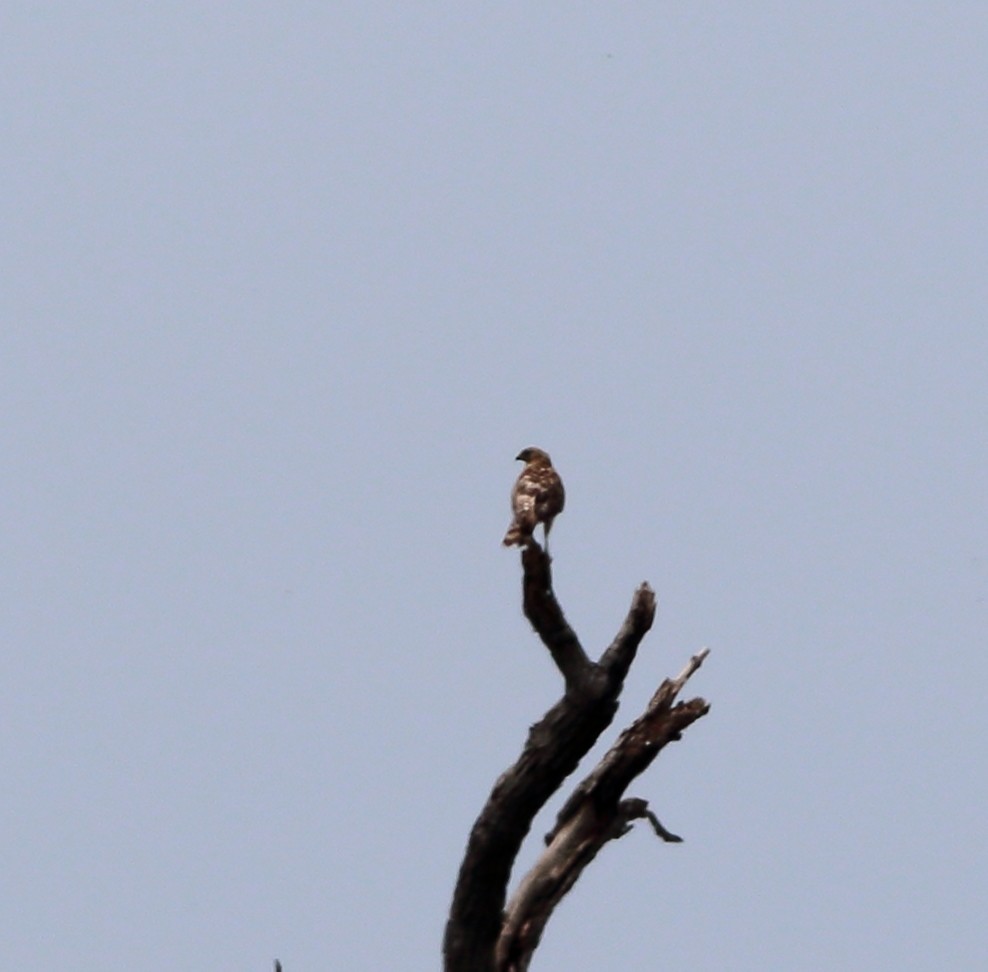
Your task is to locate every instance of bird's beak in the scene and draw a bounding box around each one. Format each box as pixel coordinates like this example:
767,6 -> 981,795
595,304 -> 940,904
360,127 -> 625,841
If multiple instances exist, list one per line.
515,451 -> 526,461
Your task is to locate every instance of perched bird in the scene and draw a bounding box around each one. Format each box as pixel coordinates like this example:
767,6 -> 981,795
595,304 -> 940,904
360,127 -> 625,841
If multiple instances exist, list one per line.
502,447 -> 565,550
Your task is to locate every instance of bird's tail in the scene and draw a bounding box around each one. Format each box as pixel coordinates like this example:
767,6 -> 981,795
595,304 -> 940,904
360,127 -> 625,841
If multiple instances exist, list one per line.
503,523 -> 526,546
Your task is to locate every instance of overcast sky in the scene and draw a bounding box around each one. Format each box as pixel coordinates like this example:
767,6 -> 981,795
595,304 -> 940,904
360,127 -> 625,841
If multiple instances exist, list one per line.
3,4 -> 987,970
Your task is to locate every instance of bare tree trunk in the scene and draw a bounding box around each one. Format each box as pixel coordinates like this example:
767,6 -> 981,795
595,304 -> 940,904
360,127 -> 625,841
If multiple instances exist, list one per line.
443,544 -> 710,972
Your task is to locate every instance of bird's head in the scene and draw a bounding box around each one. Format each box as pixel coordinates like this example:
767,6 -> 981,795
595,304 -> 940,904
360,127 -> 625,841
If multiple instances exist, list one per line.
516,447 -> 551,465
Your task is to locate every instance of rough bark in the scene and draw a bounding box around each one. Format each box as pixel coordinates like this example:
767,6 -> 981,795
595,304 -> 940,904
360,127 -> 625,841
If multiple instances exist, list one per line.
496,650 -> 709,971
442,543 -> 709,972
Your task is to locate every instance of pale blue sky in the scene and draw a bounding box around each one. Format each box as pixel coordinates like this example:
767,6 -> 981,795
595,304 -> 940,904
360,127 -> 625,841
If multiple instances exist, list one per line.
3,5 -> 987,970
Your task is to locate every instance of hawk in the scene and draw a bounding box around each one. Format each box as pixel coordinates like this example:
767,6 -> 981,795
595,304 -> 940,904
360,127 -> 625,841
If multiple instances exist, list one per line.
502,447 -> 565,550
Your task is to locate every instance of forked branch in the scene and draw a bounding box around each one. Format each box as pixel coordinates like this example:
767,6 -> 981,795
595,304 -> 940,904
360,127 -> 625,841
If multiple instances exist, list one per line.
496,650 -> 710,971
443,544 -> 709,972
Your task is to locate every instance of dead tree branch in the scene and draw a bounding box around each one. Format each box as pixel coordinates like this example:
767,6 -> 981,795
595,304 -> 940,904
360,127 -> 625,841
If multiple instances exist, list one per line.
443,544 -> 709,972
496,649 -> 710,971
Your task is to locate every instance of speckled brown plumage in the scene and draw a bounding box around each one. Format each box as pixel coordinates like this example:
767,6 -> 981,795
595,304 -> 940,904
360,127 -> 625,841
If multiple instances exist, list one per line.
503,447 -> 565,549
